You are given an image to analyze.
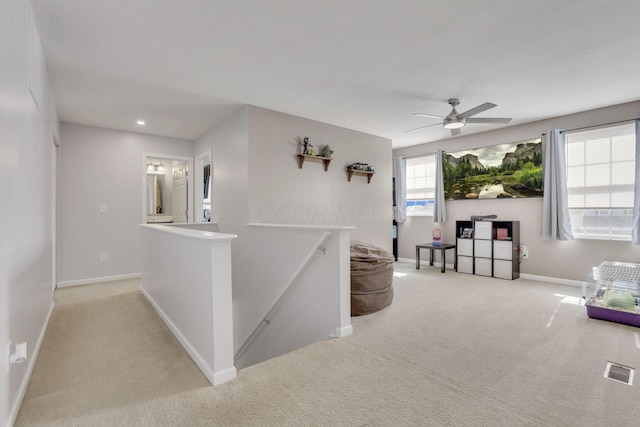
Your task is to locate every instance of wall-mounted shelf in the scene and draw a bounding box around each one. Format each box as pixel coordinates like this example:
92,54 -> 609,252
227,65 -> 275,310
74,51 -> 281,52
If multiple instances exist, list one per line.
297,154 -> 332,171
347,170 -> 375,183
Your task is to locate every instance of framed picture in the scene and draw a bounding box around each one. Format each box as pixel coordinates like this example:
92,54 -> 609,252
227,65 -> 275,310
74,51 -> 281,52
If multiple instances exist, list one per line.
442,137 -> 543,200
461,228 -> 473,239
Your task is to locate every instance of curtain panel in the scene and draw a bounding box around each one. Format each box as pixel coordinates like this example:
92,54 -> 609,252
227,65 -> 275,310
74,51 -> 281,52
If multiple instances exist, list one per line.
632,119 -> 640,245
433,149 -> 447,223
393,157 -> 407,223
542,129 -> 573,240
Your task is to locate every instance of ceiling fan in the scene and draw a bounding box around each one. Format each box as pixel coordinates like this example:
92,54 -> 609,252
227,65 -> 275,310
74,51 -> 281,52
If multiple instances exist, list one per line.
406,98 -> 512,136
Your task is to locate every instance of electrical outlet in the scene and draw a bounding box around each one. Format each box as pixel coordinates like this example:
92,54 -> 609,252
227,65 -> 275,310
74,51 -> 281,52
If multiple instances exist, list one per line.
521,245 -> 529,259
100,253 -> 108,262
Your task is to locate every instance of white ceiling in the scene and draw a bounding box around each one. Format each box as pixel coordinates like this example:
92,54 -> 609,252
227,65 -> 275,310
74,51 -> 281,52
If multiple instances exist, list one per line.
31,0 -> 640,148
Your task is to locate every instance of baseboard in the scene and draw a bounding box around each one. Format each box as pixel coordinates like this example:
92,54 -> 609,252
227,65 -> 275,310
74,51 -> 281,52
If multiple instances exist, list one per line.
140,287 -> 236,386
7,301 -> 55,427
57,273 -> 141,288
212,366 -> 237,386
396,257 -> 414,264
520,273 -> 582,287
334,325 -> 353,337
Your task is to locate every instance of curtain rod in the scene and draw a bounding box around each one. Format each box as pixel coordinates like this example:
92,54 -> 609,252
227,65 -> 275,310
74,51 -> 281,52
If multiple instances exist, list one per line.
542,117 -> 638,136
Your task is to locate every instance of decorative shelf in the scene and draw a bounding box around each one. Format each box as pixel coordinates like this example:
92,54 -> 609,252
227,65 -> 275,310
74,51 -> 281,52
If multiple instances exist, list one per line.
297,154 -> 332,171
347,170 -> 375,183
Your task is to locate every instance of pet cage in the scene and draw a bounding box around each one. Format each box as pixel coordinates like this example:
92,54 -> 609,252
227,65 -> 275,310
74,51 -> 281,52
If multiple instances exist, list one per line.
582,261 -> 640,327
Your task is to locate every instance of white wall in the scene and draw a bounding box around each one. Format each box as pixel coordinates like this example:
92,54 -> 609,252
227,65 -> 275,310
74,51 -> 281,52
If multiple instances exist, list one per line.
0,1 -> 59,425
57,123 -> 194,285
393,101 -> 640,281
247,106 -> 392,249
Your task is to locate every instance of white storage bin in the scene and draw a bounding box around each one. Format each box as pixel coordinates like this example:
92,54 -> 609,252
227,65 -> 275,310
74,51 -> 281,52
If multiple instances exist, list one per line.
475,257 -> 492,276
474,221 -> 492,240
493,240 -> 513,260
474,239 -> 492,258
457,238 -> 473,256
494,259 -> 514,280
457,256 -> 473,274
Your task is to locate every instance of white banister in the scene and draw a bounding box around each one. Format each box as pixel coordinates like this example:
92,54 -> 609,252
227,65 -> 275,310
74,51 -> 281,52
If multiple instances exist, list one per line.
234,230 -> 333,361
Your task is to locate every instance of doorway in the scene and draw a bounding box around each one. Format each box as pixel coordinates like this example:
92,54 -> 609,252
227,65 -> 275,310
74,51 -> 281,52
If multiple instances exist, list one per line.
142,153 -> 194,224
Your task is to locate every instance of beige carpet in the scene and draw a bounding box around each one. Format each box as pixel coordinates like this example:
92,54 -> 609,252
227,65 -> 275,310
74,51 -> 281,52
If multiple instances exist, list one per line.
16,263 -> 640,426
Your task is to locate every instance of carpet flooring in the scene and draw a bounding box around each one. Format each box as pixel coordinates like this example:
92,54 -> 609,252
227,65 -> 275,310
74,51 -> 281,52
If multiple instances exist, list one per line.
15,262 -> 640,426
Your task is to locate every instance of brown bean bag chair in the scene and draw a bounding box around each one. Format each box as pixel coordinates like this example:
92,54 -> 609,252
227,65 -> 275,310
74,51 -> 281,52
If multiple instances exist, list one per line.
350,241 -> 394,316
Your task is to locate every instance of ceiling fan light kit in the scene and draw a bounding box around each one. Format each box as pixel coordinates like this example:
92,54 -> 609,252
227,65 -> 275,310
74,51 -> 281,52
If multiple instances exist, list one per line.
408,97 -> 512,135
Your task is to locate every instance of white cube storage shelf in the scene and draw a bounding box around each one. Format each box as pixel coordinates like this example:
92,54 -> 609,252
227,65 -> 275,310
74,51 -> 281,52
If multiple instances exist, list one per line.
457,238 -> 473,257
455,220 -> 520,280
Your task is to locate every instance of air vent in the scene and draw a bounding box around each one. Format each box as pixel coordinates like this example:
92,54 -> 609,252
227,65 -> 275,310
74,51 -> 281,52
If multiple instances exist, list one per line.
604,362 -> 634,385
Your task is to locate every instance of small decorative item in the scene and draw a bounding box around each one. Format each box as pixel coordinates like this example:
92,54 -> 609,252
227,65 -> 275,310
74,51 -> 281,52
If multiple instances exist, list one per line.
309,143 -> 316,156
347,162 -> 374,172
496,228 -> 509,240
461,228 -> 473,238
299,137 -> 310,155
320,144 -> 334,158
432,228 -> 441,246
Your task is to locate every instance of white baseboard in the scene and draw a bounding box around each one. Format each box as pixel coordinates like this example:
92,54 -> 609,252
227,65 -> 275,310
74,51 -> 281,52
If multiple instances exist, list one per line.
398,258 -> 582,286
520,273 -> 582,287
213,366 -> 237,386
140,287 -> 236,386
57,273 -> 141,288
334,325 -> 353,337
8,301 -> 55,427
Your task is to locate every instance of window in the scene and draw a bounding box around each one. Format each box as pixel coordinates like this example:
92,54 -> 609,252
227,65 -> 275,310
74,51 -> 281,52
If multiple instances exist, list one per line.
406,154 -> 436,216
565,122 -> 636,240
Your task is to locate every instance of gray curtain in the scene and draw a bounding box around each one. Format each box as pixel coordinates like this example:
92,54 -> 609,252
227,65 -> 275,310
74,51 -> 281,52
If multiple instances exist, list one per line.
433,149 -> 447,223
542,129 -> 573,240
632,119 -> 640,245
394,157 -> 407,223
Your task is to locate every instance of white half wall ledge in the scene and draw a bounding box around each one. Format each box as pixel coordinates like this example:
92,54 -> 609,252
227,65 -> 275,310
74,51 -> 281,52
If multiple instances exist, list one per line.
57,273 -> 142,288
247,223 -> 356,231
140,223 -> 237,241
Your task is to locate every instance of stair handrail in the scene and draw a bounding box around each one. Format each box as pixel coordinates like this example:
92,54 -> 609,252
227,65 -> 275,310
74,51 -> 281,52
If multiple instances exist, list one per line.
234,230 -> 333,361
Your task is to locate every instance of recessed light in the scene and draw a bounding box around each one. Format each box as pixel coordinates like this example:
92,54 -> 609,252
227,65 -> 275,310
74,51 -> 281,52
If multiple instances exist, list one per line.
137,120 -> 146,126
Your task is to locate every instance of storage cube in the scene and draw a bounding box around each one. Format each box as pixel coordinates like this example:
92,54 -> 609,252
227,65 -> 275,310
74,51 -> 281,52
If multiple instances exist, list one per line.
494,259 -> 514,279
457,256 -> 473,274
457,238 -> 473,256
474,239 -> 492,258
474,221 -> 492,240
475,257 -> 492,276
493,240 -> 513,260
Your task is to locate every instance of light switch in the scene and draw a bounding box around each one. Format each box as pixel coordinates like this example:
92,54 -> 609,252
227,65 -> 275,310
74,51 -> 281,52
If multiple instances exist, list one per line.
100,204 -> 108,213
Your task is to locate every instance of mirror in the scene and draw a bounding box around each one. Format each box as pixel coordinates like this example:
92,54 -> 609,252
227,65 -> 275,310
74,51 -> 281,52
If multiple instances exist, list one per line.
195,150 -> 213,223
143,154 -> 194,224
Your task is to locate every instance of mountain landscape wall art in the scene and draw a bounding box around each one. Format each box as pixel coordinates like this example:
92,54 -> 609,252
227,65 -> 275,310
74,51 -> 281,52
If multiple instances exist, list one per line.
442,138 -> 543,200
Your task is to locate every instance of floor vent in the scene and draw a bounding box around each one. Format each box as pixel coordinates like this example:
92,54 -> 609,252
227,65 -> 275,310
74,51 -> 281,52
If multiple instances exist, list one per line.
604,362 -> 635,385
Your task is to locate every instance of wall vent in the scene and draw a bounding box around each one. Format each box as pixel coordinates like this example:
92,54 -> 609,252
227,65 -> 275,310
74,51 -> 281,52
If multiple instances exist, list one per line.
604,362 -> 634,385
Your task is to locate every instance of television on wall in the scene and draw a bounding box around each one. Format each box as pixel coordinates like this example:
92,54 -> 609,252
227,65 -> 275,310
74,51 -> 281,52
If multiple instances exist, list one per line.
442,138 -> 543,201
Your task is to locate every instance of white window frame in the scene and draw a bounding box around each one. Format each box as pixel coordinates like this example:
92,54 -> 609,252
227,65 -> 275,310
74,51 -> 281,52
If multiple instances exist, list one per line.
406,154 -> 436,217
565,122 -> 636,241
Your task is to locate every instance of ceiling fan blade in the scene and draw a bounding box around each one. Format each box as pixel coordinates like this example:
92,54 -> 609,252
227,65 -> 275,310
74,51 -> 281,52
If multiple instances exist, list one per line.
458,102 -> 497,119
450,128 -> 462,136
404,122 -> 442,133
465,117 -> 512,124
412,112 -> 445,119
